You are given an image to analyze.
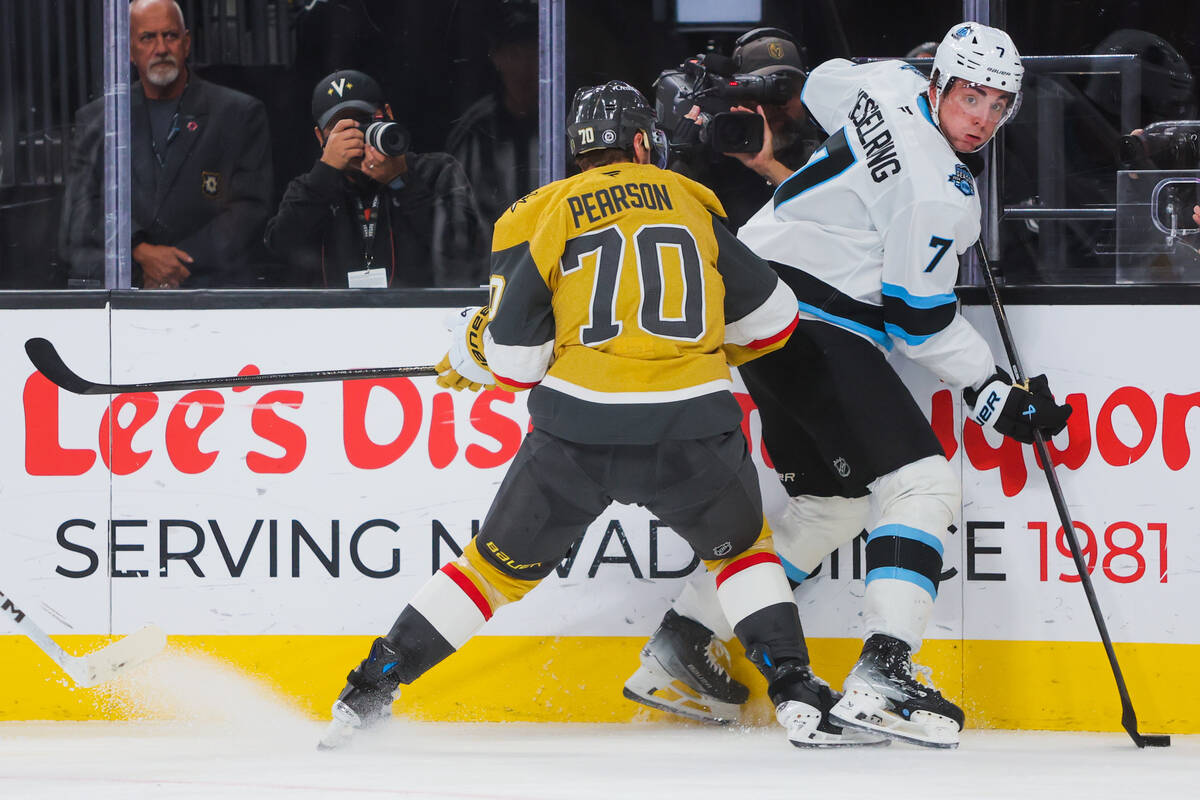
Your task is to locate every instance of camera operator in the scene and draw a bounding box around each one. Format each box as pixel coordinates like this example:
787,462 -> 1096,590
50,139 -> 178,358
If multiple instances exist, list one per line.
660,29 -> 822,230
265,70 -> 490,288
1120,121 -> 1200,269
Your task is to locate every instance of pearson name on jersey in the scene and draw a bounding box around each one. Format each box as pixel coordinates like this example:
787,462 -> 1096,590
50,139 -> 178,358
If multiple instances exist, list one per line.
484,162 -> 798,445
567,180 -> 674,228
738,59 -> 995,391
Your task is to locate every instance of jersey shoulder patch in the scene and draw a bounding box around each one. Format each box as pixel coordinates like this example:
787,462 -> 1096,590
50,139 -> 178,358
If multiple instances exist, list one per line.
948,163 -> 975,197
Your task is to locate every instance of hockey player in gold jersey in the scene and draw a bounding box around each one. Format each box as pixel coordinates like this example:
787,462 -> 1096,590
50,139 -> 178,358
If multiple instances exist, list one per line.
319,80 -> 885,751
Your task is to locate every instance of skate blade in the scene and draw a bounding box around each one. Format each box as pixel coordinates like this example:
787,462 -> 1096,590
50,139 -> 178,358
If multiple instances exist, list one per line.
776,700 -> 891,749
831,689 -> 959,749
623,667 -> 740,724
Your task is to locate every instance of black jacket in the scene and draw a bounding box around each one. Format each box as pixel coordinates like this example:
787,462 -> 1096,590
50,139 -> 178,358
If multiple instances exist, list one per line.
59,76 -> 273,287
264,154 -> 490,288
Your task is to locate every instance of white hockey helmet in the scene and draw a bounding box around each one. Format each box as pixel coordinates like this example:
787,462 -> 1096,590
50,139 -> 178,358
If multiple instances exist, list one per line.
930,22 -> 1024,149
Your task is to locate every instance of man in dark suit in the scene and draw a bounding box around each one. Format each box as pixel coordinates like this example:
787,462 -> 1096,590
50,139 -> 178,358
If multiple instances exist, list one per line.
60,0 -> 271,288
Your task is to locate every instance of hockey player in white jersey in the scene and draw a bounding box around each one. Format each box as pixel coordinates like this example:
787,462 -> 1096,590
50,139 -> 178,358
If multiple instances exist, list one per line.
623,23 -> 1071,748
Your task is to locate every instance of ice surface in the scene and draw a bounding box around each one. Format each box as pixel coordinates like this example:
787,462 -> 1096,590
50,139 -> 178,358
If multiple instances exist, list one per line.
1,721 -> 1193,799
0,651 -> 1192,799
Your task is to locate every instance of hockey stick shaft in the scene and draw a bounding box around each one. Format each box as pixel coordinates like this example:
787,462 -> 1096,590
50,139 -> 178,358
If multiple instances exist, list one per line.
975,242 -> 1168,748
25,337 -> 438,395
1,587 -> 167,687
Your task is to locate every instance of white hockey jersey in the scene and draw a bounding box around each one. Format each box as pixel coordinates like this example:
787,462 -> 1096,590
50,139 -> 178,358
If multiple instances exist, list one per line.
738,58 -> 996,390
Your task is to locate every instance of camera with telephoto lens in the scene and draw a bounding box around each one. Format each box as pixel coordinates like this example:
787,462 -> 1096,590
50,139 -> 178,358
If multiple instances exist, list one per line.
361,120 -> 410,157
653,53 -> 799,156
1119,121 -> 1200,170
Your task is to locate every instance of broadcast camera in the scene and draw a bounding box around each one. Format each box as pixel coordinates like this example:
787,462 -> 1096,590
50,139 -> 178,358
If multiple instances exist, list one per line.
653,53 -> 800,156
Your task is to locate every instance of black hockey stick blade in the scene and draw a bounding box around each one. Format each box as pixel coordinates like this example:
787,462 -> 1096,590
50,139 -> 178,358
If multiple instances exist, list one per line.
25,337 -> 438,395
25,337 -> 101,394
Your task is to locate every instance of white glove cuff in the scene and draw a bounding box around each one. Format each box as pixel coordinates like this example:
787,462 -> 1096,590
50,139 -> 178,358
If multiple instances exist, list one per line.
970,379 -> 1012,428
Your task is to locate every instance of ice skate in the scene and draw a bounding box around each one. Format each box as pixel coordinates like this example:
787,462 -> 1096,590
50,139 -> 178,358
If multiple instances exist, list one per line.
758,657 -> 890,748
830,634 -> 964,748
622,609 -> 749,724
318,637 -> 403,750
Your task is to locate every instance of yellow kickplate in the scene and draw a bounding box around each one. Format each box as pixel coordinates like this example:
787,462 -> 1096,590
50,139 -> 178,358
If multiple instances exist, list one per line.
0,634 -> 1193,733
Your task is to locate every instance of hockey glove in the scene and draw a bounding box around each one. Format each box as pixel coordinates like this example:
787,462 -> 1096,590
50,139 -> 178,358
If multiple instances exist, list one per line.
965,368 -> 1072,444
436,306 -> 495,392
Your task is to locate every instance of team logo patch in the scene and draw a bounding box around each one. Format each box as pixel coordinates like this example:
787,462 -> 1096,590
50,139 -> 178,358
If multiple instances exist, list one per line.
952,25 -> 972,39
768,42 -> 784,59
601,129 -> 617,144
833,457 -> 851,478
948,163 -> 974,196
201,171 -> 221,197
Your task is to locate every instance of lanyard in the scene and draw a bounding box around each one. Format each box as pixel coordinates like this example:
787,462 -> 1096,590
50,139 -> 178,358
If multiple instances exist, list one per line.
146,84 -> 188,169
352,192 -> 381,266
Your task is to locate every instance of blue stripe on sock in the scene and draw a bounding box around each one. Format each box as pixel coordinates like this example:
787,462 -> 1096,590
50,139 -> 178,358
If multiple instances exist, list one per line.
867,523 -> 945,557
779,555 -> 809,584
865,566 -> 937,600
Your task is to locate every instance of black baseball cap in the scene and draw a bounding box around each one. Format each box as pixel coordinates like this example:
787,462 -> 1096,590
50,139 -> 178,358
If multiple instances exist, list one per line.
312,70 -> 385,129
732,29 -> 805,77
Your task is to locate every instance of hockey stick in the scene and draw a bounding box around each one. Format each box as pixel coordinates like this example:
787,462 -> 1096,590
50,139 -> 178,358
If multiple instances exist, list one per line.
25,337 -> 438,395
1,587 -> 167,687
975,242 -> 1170,748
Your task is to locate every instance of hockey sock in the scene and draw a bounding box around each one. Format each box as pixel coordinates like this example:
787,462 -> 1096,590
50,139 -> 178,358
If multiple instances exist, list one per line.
671,574 -> 735,641
863,457 -> 956,650
706,528 -> 809,666
382,538 -> 543,684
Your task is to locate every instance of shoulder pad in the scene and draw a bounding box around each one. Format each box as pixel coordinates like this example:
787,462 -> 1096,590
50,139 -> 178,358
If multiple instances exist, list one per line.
491,182 -> 562,250
667,170 -> 728,220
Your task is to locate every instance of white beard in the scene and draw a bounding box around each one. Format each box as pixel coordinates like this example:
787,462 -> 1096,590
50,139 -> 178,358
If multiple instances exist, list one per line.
145,61 -> 180,88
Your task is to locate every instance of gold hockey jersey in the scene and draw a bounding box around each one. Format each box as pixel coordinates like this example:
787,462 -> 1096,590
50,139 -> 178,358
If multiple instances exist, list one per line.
484,161 -> 797,444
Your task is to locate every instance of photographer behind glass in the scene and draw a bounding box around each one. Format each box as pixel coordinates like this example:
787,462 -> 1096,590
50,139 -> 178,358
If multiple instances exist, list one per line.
1119,121 -> 1200,270
265,70 -> 489,288
655,28 -> 822,230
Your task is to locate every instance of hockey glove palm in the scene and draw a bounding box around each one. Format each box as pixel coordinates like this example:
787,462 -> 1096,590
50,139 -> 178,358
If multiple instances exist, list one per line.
436,306 -> 495,392
965,368 -> 1072,444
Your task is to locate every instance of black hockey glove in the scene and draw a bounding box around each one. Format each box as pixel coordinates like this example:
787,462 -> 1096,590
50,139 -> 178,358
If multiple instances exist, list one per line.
964,368 -> 1072,444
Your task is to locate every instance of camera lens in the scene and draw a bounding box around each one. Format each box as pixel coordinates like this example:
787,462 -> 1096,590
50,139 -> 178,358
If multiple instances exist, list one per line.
708,112 -> 764,154
364,121 -> 410,157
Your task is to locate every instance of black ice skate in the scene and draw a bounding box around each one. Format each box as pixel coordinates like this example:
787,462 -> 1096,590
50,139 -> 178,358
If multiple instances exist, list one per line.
830,634 -> 965,748
751,650 -> 890,748
622,609 -> 749,724
318,637 -> 403,750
